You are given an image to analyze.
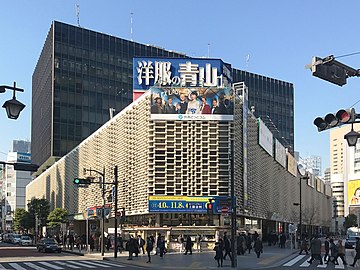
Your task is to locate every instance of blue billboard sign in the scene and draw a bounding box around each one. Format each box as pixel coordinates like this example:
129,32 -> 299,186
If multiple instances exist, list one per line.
148,196 -> 234,213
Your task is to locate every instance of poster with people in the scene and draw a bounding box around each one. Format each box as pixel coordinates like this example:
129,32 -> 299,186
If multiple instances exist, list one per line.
150,86 -> 234,121
348,180 -> 360,206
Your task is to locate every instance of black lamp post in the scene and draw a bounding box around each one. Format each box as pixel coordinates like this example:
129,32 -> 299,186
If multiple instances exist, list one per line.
344,124 -> 360,147
0,82 -> 26,120
297,164 -> 309,242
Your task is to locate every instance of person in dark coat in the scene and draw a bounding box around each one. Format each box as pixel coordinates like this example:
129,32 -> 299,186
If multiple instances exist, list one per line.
106,235 -> 111,251
89,235 -> 94,252
329,238 -> 338,265
158,236 -> 166,258
254,237 -> 263,258
151,97 -> 164,114
350,237 -> 360,267
146,237 -> 153,263
164,97 -> 177,114
214,239 -> 224,267
279,233 -> 286,248
223,232 -> 232,260
323,237 -> 330,263
307,235 -> 323,265
246,233 -> 253,254
184,236 -> 193,255
299,238 -> 309,255
236,232 -> 245,255
126,236 -> 136,260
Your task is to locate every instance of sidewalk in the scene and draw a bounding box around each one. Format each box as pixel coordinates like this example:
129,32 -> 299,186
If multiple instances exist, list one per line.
100,245 -> 299,269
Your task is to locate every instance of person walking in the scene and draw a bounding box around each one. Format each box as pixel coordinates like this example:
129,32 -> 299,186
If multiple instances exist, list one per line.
254,237 -> 263,258
184,236 -> 193,255
298,238 -> 309,255
329,238 -> 338,265
236,232 -> 245,255
246,233 -> 253,254
323,237 -> 330,263
126,236 -> 136,260
350,237 -> 360,267
158,236 -> 166,258
195,234 -> 202,252
307,235 -> 323,265
223,232 -> 232,261
146,237 -> 153,263
137,235 -> 145,254
279,233 -> 286,248
334,239 -> 347,265
214,239 -> 224,267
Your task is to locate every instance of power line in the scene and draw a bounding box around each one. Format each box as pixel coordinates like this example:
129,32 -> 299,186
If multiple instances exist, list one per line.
335,51 -> 360,59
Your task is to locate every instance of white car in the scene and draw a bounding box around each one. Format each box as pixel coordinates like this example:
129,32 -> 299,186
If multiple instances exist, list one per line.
19,235 -> 32,246
11,234 -> 21,245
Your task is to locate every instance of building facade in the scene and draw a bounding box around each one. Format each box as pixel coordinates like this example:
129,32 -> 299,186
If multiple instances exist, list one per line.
303,155 -> 322,177
26,90 -> 331,246
12,140 -> 31,153
32,21 -> 294,174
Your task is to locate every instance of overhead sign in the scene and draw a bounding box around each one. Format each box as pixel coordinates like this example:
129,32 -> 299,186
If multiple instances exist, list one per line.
148,196 -> 233,213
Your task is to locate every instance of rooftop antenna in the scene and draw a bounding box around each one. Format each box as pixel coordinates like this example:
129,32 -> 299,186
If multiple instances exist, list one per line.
246,54 -> 250,71
76,0 -> 80,27
207,43 -> 210,58
130,12 -> 134,41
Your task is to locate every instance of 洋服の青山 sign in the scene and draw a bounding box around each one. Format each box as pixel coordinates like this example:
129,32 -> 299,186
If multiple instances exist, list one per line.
134,57 -> 235,121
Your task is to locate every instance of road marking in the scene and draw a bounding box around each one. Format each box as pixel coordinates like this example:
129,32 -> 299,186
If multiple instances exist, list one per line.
101,261 -> 126,267
283,255 -> 306,266
8,263 -> 26,270
299,259 -> 311,267
79,260 -> 111,267
37,262 -> 64,269
23,262 -> 47,270
335,259 -> 345,269
66,261 -> 97,268
52,261 -> 80,269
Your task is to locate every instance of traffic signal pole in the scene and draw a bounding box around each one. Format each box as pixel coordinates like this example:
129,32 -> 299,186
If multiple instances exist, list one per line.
114,166 -> 118,258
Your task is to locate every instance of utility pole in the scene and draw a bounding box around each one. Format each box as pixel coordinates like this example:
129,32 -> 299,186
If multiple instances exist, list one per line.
230,139 -> 236,268
114,166 -> 118,258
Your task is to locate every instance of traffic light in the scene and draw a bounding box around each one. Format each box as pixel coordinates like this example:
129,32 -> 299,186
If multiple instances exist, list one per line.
207,199 -> 214,215
311,56 -> 347,86
73,177 -> 92,185
314,108 -> 356,132
12,163 -> 39,172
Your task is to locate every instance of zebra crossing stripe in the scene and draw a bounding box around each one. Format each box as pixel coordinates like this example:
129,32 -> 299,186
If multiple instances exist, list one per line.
8,263 -> 27,270
101,261 -> 126,267
299,258 -> 310,267
23,262 -> 47,270
283,255 -> 306,266
335,260 -> 345,269
65,261 -> 97,268
37,262 -> 64,269
79,260 -> 111,267
52,261 -> 80,269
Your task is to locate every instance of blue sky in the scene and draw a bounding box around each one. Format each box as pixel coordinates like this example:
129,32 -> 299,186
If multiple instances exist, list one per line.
1,0 -> 360,170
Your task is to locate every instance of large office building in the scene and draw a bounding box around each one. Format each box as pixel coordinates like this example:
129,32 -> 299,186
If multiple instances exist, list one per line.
32,21 -> 294,173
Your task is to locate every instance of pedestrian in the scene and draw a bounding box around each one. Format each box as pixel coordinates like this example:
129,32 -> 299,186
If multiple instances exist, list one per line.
214,239 -> 224,267
236,232 -> 245,255
118,235 -> 123,254
307,235 -> 323,265
323,237 -> 330,263
279,233 -> 286,248
328,238 -> 338,265
350,237 -> 360,267
178,234 -> 185,252
334,239 -> 347,265
146,236 -> 153,263
126,236 -> 136,260
68,234 -> 74,250
184,236 -> 193,255
137,235 -> 145,254
106,235 -> 111,251
223,232 -> 232,260
298,238 -> 309,255
254,237 -> 263,258
158,236 -> 166,258
156,233 -> 162,255
195,234 -> 202,252
89,234 -> 94,252
246,233 -> 252,254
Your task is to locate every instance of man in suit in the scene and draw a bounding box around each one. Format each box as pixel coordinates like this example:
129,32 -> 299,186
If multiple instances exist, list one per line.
200,96 -> 211,114
211,99 -> 221,114
164,97 -> 176,114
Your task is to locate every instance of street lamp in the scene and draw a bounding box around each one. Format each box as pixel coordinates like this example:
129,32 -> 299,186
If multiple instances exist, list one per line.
297,164 -> 310,242
344,124 -> 360,147
0,82 -> 26,120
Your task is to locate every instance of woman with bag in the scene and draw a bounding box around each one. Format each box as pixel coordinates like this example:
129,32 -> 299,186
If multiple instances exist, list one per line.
214,239 -> 224,267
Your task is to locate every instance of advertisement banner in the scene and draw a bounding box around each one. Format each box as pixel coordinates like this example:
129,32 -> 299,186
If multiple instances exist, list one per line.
133,57 -> 234,121
258,118 -> 273,156
275,139 -> 286,168
148,196 -> 233,213
287,152 -> 297,176
348,180 -> 360,206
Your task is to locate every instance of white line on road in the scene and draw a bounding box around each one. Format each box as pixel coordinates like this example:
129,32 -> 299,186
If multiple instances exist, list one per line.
52,261 -> 80,269
79,260 -> 111,267
101,261 -> 126,268
37,261 -> 64,269
23,262 -> 47,270
283,255 -> 306,266
65,261 -> 96,268
8,263 -> 27,270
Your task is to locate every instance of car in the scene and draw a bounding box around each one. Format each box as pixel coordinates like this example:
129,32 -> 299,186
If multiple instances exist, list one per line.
19,235 -> 32,246
11,234 -> 21,245
345,236 -> 357,249
36,238 -> 62,253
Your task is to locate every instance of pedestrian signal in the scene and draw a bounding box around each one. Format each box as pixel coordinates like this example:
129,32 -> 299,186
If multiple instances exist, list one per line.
73,177 -> 92,185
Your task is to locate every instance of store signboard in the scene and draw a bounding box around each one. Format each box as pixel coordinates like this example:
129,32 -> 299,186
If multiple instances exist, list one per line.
274,139 -> 286,168
148,195 -> 233,213
348,179 -> 360,206
258,118 -> 273,156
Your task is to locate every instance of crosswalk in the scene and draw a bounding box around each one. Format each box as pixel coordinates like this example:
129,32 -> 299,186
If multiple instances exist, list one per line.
282,255 -> 352,269
0,260 -> 125,270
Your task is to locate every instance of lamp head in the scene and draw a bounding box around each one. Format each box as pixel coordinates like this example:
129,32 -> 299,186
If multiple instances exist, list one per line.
344,129 -> 360,147
2,97 -> 26,119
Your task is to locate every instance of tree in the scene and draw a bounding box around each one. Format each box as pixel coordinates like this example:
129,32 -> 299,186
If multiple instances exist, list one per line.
344,214 -> 358,230
13,208 -> 32,232
47,208 -> 68,230
27,198 -> 50,229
